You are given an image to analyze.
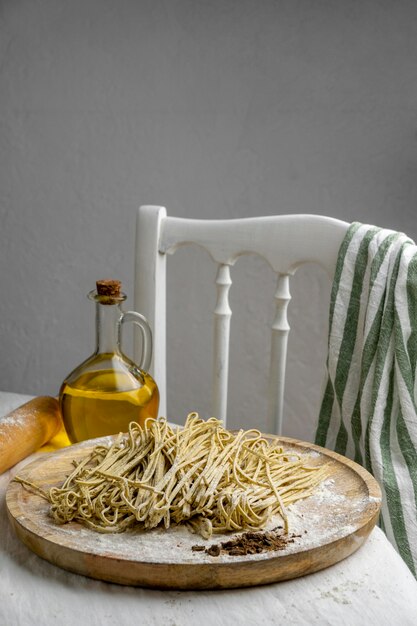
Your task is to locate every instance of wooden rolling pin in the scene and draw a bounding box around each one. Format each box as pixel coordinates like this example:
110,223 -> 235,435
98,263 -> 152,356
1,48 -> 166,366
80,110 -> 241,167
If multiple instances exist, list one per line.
0,396 -> 63,474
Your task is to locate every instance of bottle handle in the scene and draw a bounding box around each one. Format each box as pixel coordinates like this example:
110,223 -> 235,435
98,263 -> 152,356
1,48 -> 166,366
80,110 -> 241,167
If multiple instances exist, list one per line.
121,311 -> 153,372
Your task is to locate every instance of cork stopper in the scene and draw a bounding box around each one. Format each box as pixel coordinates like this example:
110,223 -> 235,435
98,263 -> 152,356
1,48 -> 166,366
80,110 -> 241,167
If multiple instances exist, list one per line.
96,279 -> 122,298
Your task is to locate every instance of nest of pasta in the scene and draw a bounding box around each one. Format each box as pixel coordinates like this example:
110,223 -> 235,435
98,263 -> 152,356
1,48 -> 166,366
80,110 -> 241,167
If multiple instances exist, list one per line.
17,414 -> 329,538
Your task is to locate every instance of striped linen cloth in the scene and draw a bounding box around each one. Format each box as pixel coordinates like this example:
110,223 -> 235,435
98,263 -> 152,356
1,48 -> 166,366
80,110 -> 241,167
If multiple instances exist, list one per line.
315,221 -> 417,576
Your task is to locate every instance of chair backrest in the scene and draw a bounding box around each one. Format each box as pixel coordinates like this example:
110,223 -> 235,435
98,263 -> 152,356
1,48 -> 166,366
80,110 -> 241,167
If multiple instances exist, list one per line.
134,205 -> 349,434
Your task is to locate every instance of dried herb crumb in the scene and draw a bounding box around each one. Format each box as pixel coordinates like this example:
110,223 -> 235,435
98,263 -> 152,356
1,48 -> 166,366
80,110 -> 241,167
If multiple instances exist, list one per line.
192,530 -> 302,557
206,544 -> 221,557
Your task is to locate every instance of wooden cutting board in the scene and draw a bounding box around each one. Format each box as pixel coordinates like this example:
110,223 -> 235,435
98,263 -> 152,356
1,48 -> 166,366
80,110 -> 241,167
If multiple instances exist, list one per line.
6,435 -> 381,590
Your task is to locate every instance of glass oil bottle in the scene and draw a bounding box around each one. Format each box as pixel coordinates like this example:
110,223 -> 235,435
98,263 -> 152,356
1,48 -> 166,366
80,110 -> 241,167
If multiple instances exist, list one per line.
59,279 -> 159,443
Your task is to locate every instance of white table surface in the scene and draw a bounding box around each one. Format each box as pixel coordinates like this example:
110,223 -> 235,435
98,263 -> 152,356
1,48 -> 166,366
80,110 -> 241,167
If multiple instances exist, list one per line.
1,391 -> 417,626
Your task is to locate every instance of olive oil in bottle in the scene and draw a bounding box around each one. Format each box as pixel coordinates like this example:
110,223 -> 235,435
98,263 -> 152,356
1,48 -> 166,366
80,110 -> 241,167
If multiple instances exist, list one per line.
59,280 -> 159,443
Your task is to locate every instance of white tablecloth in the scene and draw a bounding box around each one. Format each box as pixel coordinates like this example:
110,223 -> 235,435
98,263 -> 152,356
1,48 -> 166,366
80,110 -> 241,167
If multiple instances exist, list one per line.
1,391 -> 417,626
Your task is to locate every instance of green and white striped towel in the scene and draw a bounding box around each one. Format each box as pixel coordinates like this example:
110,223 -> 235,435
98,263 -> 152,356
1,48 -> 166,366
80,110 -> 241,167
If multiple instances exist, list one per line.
315,221 -> 417,576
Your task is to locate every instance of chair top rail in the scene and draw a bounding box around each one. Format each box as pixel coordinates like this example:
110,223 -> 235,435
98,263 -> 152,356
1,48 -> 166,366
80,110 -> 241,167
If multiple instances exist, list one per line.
158,213 -> 349,276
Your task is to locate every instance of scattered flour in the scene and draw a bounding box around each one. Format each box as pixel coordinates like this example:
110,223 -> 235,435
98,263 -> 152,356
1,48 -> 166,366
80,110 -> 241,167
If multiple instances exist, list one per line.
9,456 -> 381,566
3,428 -> 384,592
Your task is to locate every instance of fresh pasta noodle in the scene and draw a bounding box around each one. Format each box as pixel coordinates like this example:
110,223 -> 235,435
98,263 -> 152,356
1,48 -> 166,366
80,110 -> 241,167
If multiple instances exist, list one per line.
16,413 -> 330,538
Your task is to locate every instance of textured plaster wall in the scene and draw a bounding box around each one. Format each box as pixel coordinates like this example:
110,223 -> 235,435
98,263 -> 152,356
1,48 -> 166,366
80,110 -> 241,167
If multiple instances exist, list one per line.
1,0 -> 417,439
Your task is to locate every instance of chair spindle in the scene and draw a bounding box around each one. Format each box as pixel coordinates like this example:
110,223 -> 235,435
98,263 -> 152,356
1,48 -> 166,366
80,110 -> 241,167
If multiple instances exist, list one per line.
212,263 -> 232,425
268,273 -> 291,434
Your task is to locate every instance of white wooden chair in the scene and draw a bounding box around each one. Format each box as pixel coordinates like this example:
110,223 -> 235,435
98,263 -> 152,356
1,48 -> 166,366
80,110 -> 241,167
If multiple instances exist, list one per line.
134,205 -> 349,434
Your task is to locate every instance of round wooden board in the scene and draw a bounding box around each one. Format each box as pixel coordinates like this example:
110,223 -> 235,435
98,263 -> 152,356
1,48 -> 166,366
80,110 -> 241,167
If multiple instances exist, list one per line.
6,435 -> 381,590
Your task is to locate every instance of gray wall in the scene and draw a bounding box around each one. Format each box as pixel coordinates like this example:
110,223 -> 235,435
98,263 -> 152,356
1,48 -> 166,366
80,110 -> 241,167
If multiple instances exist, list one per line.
2,0 -> 417,439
